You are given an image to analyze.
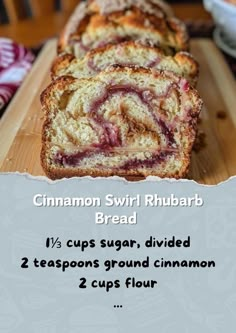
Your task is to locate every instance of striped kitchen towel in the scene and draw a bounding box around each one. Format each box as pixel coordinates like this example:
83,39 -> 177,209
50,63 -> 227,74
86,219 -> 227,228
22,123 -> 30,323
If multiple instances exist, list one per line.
0,38 -> 35,111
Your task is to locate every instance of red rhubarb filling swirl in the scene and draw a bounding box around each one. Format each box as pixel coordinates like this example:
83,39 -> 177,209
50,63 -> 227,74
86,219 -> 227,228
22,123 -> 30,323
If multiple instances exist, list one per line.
54,83 -> 187,168
69,35 -> 163,58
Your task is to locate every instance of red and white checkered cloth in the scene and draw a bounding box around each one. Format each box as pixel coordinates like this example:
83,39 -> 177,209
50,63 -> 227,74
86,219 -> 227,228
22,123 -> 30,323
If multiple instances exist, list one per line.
0,38 -> 35,110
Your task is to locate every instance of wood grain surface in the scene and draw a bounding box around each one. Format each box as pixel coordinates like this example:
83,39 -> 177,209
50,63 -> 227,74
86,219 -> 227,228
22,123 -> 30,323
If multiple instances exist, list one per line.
0,38 -> 236,185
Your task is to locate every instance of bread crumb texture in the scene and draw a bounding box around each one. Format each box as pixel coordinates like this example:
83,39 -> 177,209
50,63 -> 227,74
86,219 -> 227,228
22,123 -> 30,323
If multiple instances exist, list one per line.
41,67 -> 202,179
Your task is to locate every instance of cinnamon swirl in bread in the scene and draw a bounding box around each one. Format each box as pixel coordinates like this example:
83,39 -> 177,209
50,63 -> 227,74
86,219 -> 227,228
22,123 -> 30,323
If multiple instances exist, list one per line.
58,1 -> 189,58
40,66 -> 202,180
52,41 -> 198,86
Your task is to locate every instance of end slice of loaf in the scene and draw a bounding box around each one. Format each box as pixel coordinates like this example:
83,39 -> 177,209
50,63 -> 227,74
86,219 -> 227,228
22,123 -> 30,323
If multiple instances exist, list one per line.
41,66 -> 202,180
58,4 -> 189,58
52,41 -> 199,86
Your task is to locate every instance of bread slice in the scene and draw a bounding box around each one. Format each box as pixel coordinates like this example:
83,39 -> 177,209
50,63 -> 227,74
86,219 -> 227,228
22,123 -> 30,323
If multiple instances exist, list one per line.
58,2 -> 189,58
40,66 -> 202,180
52,41 -> 198,86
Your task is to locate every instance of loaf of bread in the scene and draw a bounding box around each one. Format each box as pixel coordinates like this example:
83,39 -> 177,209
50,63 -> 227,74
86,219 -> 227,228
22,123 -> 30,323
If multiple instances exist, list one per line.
52,41 -> 198,86
58,1 -> 189,58
40,66 -> 202,180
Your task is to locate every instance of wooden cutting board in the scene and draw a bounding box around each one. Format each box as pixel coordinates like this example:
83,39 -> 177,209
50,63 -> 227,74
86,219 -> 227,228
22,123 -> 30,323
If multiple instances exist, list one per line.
0,38 -> 236,185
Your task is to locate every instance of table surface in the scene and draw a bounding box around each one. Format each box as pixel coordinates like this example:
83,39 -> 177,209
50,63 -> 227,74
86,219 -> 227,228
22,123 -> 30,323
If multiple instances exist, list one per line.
0,4 -> 212,48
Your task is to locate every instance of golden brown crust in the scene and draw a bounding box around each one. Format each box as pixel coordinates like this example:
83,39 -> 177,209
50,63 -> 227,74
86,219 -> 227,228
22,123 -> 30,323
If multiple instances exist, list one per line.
173,52 -> 199,84
40,75 -> 78,107
51,54 -> 76,78
166,17 -> 189,52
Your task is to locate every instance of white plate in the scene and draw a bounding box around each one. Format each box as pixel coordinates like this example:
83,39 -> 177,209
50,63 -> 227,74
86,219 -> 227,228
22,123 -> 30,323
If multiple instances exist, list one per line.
213,27 -> 236,58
